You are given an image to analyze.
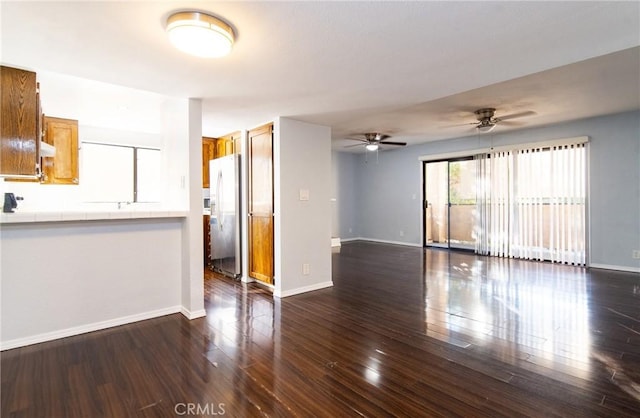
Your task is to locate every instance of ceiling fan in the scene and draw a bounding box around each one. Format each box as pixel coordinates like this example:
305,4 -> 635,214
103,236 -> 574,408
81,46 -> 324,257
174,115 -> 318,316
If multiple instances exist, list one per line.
344,133 -> 407,151
462,108 -> 536,133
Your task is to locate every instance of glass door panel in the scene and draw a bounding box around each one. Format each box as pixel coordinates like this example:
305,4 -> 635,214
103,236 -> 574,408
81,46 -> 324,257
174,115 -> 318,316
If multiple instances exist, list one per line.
448,159 -> 476,250
424,161 -> 449,248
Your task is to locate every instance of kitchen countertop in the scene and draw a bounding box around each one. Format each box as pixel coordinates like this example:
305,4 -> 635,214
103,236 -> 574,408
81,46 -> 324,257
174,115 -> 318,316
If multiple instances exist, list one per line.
0,210 -> 188,224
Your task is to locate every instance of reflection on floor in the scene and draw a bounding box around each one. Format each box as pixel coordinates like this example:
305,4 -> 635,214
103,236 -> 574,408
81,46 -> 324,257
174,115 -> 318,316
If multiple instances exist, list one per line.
2,241 -> 640,416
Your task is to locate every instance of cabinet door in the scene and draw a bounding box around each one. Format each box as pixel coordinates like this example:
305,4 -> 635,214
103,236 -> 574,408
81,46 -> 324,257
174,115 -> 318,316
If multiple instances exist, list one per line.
224,138 -> 234,155
1,66 -> 39,177
204,214 -> 211,267
215,139 -> 226,158
41,116 -> 78,185
248,123 -> 274,284
202,138 -> 215,188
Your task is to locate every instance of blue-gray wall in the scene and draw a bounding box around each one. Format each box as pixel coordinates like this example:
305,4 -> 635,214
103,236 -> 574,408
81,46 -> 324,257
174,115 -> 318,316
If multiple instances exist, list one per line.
333,110 -> 640,270
331,151 -> 361,239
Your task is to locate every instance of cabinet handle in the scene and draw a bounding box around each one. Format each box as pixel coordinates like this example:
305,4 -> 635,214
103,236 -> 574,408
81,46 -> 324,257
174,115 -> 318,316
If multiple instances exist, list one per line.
73,178 -> 79,184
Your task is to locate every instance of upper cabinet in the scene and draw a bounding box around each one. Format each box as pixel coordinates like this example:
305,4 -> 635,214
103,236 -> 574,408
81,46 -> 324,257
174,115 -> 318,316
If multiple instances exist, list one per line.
41,116 -> 79,185
202,137 -> 216,188
222,131 -> 241,156
1,66 -> 41,178
202,132 -> 241,188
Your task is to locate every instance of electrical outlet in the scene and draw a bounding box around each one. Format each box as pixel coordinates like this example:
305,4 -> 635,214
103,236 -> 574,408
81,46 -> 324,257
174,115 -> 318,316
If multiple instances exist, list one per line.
349,228 -> 352,233
302,263 -> 310,275
633,250 -> 640,259
399,230 -> 404,237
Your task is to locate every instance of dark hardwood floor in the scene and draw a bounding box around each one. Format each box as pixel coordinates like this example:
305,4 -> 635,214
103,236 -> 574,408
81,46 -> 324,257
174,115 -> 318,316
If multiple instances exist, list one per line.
2,241 -> 640,417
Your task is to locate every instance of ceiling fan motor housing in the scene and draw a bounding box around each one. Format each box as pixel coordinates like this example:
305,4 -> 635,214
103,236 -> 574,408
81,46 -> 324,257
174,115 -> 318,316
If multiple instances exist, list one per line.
475,108 -> 496,122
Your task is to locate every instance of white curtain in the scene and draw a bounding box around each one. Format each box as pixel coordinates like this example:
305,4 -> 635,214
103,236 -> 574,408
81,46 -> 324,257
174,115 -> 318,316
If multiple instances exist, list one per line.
474,143 -> 586,265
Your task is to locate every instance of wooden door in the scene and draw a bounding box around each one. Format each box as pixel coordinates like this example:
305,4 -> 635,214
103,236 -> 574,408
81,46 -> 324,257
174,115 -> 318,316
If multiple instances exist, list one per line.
248,123 -> 274,284
42,116 -> 78,184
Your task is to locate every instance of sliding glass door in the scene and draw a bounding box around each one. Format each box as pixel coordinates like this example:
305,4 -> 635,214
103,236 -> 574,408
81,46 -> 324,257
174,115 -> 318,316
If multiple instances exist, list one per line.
424,158 -> 476,250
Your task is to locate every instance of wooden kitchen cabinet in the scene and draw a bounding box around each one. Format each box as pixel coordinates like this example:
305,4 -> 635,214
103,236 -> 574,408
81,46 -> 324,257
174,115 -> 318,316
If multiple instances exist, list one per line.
217,131 -> 241,157
203,214 -> 211,267
225,131 -> 241,155
41,116 -> 79,185
204,132 -> 241,188
1,66 -> 41,178
202,137 -> 216,188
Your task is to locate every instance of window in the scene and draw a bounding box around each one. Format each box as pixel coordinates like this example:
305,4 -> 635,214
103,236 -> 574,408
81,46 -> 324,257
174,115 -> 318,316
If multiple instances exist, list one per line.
81,142 -> 161,203
475,142 -> 586,265
135,148 -> 161,202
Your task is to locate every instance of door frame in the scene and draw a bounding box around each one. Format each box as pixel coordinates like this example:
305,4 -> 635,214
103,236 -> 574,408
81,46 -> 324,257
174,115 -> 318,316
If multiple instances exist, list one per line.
422,155 -> 475,251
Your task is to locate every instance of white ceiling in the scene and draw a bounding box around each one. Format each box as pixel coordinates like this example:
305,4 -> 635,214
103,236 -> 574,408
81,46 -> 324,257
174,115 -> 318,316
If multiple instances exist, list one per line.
1,1 -> 639,151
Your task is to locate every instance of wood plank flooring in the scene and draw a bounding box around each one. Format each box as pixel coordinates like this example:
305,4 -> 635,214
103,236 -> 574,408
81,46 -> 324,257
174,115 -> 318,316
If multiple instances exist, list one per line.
2,241 -> 640,417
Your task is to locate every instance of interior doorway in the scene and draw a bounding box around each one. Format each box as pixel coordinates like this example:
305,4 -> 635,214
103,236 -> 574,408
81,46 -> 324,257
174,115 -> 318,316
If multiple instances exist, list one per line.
423,157 -> 476,250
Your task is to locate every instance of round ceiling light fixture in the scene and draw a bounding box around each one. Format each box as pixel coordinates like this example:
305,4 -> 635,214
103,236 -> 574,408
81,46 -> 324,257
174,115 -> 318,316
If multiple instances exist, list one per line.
166,11 -> 235,58
365,143 -> 379,151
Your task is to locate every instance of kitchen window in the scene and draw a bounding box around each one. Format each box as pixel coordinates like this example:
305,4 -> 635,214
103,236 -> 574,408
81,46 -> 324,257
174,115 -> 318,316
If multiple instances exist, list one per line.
81,142 -> 161,203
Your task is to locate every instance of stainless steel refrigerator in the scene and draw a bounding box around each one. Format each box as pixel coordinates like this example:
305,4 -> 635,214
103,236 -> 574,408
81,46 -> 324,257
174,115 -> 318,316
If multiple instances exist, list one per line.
210,154 -> 241,278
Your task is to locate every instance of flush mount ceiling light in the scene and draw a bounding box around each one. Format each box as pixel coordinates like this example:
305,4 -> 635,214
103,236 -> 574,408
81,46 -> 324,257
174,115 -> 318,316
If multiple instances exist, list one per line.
166,11 -> 235,58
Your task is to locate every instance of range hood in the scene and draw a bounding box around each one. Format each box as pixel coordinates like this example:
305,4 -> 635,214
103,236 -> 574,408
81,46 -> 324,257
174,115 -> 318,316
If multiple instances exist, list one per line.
40,141 -> 56,157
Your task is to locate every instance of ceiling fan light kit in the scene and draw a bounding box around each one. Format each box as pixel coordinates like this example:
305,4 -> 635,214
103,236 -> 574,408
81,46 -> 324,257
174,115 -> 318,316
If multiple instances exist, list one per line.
365,143 -> 379,151
166,11 -> 235,58
477,123 -> 496,133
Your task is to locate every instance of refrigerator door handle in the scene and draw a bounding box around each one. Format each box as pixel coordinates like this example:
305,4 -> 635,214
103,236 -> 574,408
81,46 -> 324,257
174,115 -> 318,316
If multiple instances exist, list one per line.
216,170 -> 223,231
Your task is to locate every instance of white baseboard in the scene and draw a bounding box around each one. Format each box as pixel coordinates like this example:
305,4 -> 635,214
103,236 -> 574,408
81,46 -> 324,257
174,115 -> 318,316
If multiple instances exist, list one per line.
180,307 -> 207,320
589,263 -> 640,273
342,237 -> 422,248
275,281 -> 334,298
240,275 -> 256,284
331,237 -> 341,247
1,305 -> 182,351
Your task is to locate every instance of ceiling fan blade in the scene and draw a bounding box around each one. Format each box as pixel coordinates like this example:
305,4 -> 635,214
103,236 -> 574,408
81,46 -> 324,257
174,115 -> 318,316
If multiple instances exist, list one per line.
344,137 -> 369,143
380,141 -> 407,146
495,110 -> 536,121
498,120 -> 526,127
344,143 -> 365,148
377,134 -> 391,141
440,122 -> 478,128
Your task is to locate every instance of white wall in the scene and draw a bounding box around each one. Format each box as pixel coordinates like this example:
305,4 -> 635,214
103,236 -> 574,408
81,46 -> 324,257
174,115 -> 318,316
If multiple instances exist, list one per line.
336,110 -> 640,271
0,218 -> 183,349
275,118 -> 333,297
37,70 -> 165,134
181,98 -> 205,317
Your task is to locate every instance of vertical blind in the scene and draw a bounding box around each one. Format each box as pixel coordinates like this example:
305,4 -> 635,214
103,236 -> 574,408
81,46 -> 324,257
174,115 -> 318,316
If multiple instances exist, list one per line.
474,143 -> 586,265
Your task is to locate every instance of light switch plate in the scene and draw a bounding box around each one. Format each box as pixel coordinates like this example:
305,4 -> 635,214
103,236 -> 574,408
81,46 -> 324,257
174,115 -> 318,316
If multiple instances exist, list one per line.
299,189 -> 310,201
